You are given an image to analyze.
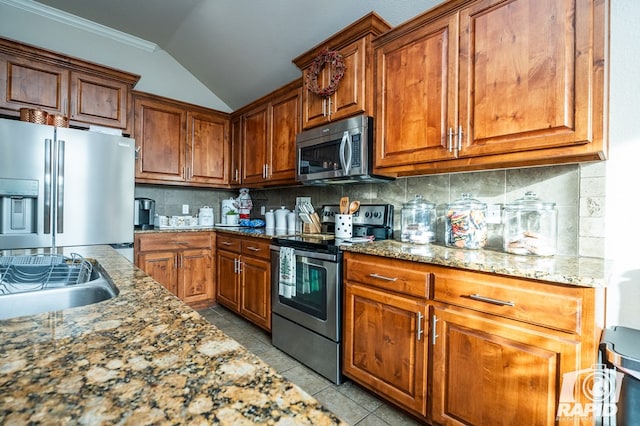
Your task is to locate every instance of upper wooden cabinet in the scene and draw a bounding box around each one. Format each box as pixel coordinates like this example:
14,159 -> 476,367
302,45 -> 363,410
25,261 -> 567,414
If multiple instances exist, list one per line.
293,13 -> 391,130
133,91 -> 230,187
239,80 -> 302,187
0,37 -> 139,130
373,0 -> 608,176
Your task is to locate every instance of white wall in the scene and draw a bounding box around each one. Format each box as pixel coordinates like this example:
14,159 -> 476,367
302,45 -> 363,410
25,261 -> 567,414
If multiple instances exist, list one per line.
604,0 -> 640,329
0,1 -> 232,112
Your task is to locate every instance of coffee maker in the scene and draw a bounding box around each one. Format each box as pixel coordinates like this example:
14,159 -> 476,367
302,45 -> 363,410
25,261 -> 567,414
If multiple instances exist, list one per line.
134,197 -> 155,229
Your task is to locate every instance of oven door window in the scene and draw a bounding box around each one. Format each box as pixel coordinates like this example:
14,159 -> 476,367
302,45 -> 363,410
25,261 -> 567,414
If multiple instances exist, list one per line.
278,256 -> 327,321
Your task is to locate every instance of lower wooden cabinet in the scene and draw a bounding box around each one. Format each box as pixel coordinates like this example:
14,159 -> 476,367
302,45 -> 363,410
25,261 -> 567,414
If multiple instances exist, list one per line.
343,280 -> 429,417
342,251 -> 604,425
430,305 -> 579,425
135,231 -> 215,308
216,233 -> 271,331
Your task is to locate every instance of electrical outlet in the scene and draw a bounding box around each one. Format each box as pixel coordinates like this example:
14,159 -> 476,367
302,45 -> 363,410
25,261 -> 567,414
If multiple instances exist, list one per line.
182,204 -> 189,214
486,204 -> 502,224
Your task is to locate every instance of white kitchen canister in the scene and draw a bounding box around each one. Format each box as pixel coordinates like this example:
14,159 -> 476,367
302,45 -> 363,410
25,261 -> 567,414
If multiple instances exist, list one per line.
198,206 -> 214,226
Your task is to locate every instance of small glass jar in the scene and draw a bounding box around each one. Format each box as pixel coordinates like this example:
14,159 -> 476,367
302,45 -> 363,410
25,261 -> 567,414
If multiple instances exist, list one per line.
401,194 -> 436,244
503,191 -> 557,256
445,193 -> 488,249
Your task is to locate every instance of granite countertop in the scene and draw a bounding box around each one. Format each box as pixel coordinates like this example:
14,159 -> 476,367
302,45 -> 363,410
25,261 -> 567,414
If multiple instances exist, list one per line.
339,240 -> 611,288
0,245 -> 345,425
136,227 -> 612,287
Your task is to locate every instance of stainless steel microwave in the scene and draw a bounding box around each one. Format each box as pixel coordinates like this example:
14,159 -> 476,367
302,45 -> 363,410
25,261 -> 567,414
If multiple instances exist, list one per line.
295,115 -> 393,185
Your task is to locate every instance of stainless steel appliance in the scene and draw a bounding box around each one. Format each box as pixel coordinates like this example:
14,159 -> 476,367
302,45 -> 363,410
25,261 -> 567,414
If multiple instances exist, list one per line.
270,204 -> 394,384
295,115 -> 393,185
0,119 -> 135,250
134,197 -> 155,230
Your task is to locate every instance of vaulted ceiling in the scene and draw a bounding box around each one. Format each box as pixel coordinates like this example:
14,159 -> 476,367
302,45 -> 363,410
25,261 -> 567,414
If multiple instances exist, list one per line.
33,0 -> 440,110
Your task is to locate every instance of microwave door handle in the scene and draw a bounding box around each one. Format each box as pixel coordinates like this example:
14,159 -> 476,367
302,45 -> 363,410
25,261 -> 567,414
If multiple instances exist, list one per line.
339,131 -> 352,175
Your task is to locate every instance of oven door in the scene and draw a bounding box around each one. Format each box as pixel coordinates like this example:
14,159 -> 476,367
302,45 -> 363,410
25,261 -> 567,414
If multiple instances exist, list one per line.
271,246 -> 341,342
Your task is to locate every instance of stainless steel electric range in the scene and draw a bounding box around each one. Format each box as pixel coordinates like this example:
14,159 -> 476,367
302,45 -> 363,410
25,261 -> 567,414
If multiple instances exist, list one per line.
270,204 -> 394,384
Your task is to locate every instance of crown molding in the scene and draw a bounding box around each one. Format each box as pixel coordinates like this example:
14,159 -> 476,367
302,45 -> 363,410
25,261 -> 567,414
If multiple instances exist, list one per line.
1,0 -> 158,52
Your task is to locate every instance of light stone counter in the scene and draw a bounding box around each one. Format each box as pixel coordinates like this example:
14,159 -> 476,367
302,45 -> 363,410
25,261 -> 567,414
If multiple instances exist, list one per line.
339,239 -> 612,288
0,245 -> 345,425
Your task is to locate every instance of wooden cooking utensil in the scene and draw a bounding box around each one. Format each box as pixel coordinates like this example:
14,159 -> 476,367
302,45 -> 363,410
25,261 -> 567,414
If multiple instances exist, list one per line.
349,200 -> 360,214
340,197 -> 349,214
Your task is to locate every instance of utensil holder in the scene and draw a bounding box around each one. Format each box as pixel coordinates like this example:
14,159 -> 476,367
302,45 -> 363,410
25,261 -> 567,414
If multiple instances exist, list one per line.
335,214 -> 353,238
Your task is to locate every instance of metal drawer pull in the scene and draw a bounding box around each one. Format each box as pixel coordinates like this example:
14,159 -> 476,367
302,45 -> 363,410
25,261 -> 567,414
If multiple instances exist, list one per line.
468,294 -> 515,307
246,246 -> 261,251
171,241 -> 189,245
222,241 -> 233,246
368,273 -> 397,282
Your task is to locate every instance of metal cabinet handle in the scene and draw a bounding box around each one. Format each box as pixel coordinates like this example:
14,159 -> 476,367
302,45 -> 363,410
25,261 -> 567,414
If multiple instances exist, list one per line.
368,273 -> 397,282
171,241 -> 189,245
432,314 -> 439,344
246,246 -> 261,252
468,293 -> 515,307
457,125 -> 463,153
447,128 -> 453,152
265,164 -> 269,178
233,258 -> 238,274
237,260 -> 243,273
222,241 -> 233,246
416,312 -> 424,341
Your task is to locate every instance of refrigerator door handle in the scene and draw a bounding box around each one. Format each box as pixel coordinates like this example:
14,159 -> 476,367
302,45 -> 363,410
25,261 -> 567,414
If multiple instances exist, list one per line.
56,139 -> 65,234
44,139 -> 53,234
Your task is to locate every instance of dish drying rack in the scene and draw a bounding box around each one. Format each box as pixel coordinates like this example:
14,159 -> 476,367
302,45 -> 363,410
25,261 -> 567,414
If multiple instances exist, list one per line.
0,253 -> 93,295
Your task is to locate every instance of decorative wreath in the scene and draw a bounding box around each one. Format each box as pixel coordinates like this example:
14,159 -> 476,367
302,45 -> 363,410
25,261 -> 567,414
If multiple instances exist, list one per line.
305,49 -> 346,98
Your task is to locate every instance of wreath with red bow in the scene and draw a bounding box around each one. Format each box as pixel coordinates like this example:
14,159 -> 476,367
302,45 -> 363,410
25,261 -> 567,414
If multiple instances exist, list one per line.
305,49 -> 346,98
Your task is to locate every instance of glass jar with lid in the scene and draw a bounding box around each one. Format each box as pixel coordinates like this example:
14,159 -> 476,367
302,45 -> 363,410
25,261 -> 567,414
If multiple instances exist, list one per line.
401,194 -> 436,244
445,193 -> 488,249
503,191 -> 557,256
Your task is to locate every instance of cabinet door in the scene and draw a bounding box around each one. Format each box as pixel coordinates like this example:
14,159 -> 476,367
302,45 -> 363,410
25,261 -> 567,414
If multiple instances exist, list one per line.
343,281 -> 428,416
230,115 -> 243,185
179,248 -> 214,305
138,251 -> 177,295
70,71 -> 128,129
187,110 -> 229,185
216,250 -> 240,311
242,104 -> 269,184
303,38 -> 367,129
268,86 -> 301,183
134,96 -> 186,182
0,54 -> 69,116
458,0 -> 594,157
330,38 -> 367,122
240,255 -> 271,331
431,305 -> 579,426
374,14 -> 458,169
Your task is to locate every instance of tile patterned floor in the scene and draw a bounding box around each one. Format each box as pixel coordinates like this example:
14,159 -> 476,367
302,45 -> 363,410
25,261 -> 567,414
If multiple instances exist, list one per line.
198,304 -> 424,425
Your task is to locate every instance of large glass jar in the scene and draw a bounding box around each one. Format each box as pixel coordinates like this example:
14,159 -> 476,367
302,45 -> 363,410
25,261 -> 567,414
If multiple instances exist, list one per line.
445,193 -> 487,249
401,194 -> 436,244
503,191 -> 557,256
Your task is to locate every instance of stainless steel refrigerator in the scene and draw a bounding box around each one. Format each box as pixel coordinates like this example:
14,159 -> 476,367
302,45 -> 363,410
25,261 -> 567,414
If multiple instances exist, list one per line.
0,119 -> 135,250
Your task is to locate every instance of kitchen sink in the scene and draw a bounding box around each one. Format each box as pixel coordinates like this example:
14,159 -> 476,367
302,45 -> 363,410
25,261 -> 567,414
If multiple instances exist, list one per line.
0,255 -> 119,320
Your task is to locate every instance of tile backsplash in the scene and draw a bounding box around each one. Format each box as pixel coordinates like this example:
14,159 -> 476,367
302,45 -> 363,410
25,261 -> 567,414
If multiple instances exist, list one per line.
136,162 -> 606,257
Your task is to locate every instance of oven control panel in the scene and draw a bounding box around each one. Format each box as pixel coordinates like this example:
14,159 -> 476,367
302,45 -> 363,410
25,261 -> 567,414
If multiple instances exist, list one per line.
320,204 -> 393,227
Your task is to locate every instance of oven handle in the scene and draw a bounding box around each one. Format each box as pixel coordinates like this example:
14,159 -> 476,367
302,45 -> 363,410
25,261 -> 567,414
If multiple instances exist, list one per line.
270,245 -> 338,262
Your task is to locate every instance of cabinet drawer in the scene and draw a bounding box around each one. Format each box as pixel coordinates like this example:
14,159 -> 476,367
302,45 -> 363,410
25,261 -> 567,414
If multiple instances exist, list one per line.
137,232 -> 212,252
216,234 -> 242,252
433,268 -> 582,334
344,253 -> 431,298
241,238 -> 271,260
